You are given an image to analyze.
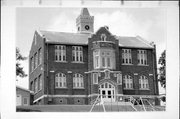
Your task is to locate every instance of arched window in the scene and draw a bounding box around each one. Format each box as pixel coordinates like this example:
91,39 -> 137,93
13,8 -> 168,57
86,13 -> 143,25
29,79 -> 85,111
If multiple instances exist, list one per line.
139,75 -> 149,89
123,75 -> 133,89
101,34 -> 107,41
73,73 -> 84,88
55,73 -> 66,88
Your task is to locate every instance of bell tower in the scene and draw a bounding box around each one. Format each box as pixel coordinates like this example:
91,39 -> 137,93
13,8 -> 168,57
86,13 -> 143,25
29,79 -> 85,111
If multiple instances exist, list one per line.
76,8 -> 94,34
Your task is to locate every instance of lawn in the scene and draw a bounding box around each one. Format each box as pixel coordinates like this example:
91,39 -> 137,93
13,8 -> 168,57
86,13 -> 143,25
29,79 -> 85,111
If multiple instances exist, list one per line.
17,105 -> 165,112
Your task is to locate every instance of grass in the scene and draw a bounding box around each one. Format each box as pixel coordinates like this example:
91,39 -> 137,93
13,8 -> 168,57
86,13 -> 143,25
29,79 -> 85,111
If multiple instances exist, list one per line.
17,104 -> 165,112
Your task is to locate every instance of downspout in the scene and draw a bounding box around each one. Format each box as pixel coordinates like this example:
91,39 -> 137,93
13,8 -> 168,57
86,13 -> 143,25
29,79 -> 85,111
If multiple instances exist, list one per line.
152,44 -> 158,95
46,41 -> 49,103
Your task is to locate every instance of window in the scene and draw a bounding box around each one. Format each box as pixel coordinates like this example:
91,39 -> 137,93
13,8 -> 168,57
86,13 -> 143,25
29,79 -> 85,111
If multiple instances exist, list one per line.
34,52 -> 38,69
93,49 -> 115,69
73,73 -> 84,88
30,57 -> 34,72
94,51 -> 100,68
55,73 -> 66,88
34,78 -> 38,93
137,50 -> 147,65
122,49 -> 132,64
93,73 -> 98,84
117,73 -> 122,85
38,74 -> 42,91
30,81 -> 34,92
101,34 -> 107,41
139,75 -> 149,89
23,97 -> 28,105
55,45 -> 66,62
123,75 -> 133,89
38,48 -> 42,65
72,46 -> 83,62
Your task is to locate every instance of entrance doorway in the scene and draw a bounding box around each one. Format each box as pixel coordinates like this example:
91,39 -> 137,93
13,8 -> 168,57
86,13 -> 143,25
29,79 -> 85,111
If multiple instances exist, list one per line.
99,82 -> 115,102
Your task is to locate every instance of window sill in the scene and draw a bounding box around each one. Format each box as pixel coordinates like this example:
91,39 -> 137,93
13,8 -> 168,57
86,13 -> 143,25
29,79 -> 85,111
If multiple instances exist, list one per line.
73,87 -> 85,89
123,88 -> 134,90
117,84 -> 122,85
137,64 -> 149,66
93,83 -> 98,85
55,87 -> 67,89
54,61 -> 67,63
71,61 -> 84,64
122,63 -> 133,65
139,88 -> 150,90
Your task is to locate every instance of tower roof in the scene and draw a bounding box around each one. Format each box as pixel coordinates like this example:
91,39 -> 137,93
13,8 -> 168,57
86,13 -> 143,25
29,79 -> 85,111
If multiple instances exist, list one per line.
80,8 -> 90,16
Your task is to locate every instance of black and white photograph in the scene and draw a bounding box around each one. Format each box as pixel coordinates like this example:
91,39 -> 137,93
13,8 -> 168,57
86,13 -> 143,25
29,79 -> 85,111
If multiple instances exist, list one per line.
1,0 -> 179,119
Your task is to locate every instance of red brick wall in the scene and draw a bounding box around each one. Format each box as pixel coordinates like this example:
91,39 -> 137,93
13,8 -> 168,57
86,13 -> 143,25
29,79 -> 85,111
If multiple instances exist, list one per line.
29,31 -> 45,101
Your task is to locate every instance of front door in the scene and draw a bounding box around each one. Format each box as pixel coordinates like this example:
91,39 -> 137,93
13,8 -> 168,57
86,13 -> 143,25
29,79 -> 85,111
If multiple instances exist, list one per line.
16,94 -> 22,106
99,82 -> 115,102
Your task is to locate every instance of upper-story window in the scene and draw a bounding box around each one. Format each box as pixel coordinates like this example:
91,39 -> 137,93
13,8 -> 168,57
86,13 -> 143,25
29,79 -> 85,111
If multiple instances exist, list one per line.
30,81 -> 34,92
122,49 -> 132,64
38,48 -> 42,65
93,49 -> 115,69
30,57 -> 34,72
73,73 -> 84,88
93,73 -> 98,84
34,52 -> 38,69
139,75 -> 149,89
72,46 -> 83,62
101,34 -> 107,41
137,50 -> 147,65
94,50 -> 100,68
55,45 -> 66,62
38,74 -> 42,91
123,75 -> 133,89
55,73 -> 67,88
34,78 -> 38,93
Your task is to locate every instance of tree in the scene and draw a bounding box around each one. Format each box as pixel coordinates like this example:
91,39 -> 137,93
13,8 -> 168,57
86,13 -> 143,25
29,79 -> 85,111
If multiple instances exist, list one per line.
16,47 -> 27,78
158,50 -> 166,88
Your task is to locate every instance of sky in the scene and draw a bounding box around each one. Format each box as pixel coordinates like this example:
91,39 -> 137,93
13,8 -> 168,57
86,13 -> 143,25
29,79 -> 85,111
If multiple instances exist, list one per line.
16,7 -> 166,93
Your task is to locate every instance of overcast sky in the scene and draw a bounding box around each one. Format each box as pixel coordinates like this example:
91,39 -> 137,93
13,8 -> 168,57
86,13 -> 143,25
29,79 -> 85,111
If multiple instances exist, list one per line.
16,7 -> 166,93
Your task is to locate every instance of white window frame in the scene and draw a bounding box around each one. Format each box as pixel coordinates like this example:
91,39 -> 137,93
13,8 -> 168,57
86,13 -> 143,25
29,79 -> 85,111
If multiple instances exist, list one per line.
72,46 -> 83,62
137,50 -> 147,65
117,73 -> 122,85
55,45 -> 66,62
93,50 -> 100,68
139,75 -> 149,89
73,73 -> 84,88
23,97 -> 28,106
55,73 -> 67,88
122,49 -> 132,64
101,34 -> 107,41
93,49 -> 115,69
123,75 -> 133,89
93,73 -> 98,84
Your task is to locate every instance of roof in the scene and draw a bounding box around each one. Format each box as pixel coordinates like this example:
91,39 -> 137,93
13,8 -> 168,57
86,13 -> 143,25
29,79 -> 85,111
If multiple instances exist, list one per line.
16,85 -> 34,94
80,8 -> 90,16
16,85 -> 30,92
40,30 -> 90,45
117,36 -> 153,48
39,30 -> 153,48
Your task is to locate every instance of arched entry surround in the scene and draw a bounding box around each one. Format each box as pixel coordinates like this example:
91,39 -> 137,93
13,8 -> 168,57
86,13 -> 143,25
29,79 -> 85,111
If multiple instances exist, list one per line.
98,79 -> 117,102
